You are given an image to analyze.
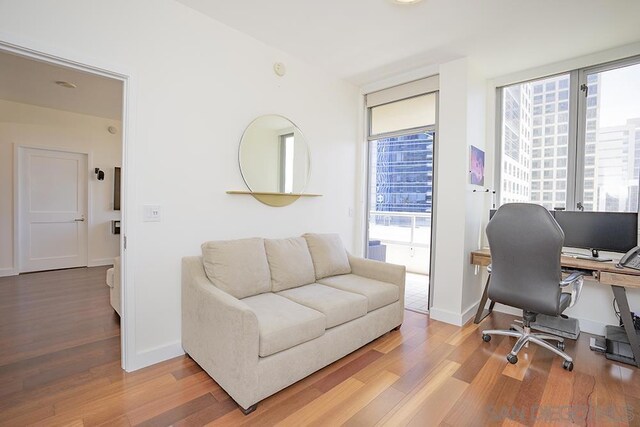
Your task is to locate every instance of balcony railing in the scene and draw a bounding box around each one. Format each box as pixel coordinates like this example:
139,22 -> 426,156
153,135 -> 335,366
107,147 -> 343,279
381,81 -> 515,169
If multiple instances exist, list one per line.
368,210 -> 431,248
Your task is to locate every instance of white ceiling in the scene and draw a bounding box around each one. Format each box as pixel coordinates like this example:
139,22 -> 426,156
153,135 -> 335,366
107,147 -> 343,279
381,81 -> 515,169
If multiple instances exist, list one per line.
177,0 -> 640,85
0,51 -> 123,120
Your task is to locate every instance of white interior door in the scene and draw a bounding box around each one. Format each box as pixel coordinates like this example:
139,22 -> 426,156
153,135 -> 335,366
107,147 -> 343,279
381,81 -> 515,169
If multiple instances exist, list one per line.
19,147 -> 88,272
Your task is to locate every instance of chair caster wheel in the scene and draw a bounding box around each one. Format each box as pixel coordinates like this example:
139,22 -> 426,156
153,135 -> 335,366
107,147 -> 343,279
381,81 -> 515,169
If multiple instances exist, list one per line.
557,341 -> 565,351
563,360 -> 573,371
507,354 -> 518,364
482,334 -> 491,342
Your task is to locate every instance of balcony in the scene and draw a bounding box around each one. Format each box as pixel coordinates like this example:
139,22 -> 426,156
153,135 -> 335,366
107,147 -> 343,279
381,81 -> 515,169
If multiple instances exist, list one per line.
367,211 -> 430,313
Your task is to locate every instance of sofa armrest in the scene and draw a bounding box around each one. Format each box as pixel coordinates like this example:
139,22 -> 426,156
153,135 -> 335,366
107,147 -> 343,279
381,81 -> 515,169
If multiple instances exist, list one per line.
347,253 -> 406,288
181,256 -> 259,403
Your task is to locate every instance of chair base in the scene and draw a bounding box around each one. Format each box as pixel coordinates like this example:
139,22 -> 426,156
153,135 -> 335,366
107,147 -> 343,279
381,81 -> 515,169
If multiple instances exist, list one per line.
482,323 -> 574,371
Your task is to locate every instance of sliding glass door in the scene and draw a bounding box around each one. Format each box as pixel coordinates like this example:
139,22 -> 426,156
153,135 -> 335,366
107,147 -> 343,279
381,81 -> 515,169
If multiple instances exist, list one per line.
366,92 -> 437,314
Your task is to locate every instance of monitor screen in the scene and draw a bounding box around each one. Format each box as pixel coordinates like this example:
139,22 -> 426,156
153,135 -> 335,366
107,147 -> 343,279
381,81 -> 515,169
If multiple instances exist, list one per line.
553,211 -> 638,254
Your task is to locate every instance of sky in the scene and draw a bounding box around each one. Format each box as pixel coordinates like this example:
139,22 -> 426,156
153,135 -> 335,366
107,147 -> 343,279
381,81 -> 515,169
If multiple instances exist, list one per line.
598,62 -> 640,128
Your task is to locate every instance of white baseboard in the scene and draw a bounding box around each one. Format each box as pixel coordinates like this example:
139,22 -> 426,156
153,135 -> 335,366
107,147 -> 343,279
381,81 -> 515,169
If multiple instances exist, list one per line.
461,302 -> 480,325
429,307 -> 465,326
89,258 -> 115,267
429,302 -> 482,327
127,341 -> 185,372
0,267 -> 17,277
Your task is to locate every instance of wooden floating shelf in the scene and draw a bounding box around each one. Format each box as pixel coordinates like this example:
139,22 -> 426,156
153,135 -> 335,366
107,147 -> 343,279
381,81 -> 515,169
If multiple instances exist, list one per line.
226,191 -> 322,207
226,191 -> 322,197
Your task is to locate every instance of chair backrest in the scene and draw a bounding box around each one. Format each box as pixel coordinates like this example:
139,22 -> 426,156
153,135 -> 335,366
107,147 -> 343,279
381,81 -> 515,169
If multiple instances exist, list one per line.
486,203 -> 564,316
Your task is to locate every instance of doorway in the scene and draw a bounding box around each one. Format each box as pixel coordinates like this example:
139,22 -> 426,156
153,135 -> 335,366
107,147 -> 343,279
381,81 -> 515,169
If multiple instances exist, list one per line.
365,88 -> 438,314
19,147 -> 88,272
0,40 -> 132,369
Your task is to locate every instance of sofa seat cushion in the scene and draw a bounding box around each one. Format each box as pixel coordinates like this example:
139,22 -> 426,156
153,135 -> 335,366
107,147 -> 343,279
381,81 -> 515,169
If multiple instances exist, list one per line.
265,237 -> 316,292
318,274 -> 399,312
241,293 -> 326,357
277,284 -> 367,328
202,238 -> 271,299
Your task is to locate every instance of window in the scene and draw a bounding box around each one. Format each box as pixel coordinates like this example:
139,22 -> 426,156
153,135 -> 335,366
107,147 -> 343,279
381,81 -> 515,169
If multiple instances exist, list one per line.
498,56 -> 640,213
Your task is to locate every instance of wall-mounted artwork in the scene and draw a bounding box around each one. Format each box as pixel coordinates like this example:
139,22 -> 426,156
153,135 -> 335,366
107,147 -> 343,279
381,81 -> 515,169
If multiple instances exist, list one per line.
470,145 -> 485,186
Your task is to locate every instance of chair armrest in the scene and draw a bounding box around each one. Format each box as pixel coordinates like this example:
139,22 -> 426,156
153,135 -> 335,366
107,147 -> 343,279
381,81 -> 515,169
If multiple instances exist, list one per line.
560,270 -> 585,308
347,253 -> 406,288
181,257 -> 259,396
560,270 -> 584,287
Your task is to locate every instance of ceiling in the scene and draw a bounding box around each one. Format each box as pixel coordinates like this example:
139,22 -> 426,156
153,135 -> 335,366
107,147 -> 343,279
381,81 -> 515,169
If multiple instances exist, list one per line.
0,51 -> 123,120
177,0 -> 640,85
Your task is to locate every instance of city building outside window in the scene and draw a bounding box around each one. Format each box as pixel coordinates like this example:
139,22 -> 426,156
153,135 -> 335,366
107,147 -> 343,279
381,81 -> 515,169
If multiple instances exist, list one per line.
498,57 -> 640,212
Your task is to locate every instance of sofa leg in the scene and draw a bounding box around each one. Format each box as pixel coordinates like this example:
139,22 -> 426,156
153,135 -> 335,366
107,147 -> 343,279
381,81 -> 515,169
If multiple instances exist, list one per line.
240,403 -> 258,415
393,324 -> 402,331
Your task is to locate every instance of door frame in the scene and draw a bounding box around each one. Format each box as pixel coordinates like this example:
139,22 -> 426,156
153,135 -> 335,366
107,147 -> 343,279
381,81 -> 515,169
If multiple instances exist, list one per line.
16,146 -> 91,272
0,35 -> 138,371
363,91 -> 440,310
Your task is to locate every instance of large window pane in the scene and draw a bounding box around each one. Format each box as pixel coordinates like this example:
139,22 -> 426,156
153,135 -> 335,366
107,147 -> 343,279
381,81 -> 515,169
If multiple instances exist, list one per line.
500,74 -> 570,210
580,62 -> 640,212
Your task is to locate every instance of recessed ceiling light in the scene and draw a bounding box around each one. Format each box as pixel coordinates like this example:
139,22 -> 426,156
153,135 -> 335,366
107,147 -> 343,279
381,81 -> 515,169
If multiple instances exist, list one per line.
55,81 -> 77,89
392,0 -> 423,4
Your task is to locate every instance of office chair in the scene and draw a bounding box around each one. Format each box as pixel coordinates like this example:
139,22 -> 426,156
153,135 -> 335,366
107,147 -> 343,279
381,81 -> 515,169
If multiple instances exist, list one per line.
481,203 -> 584,371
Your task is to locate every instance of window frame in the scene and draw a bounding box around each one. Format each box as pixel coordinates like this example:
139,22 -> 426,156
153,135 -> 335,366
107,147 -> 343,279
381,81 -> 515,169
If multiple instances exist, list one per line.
495,55 -> 640,212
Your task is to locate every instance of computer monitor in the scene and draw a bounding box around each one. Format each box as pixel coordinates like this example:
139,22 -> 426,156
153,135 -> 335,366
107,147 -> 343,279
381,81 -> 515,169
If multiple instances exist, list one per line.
553,211 -> 638,256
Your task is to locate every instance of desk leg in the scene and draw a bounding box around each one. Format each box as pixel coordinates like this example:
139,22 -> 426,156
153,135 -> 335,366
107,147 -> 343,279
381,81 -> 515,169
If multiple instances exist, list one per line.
474,274 -> 493,324
611,285 -> 640,368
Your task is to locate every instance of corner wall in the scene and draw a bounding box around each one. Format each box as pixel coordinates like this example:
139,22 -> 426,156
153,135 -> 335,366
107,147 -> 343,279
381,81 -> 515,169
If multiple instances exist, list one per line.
430,58 -> 487,325
0,100 -> 122,275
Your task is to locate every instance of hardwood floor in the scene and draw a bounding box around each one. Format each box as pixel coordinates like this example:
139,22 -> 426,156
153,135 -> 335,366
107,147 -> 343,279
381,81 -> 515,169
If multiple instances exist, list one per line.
1,268 -> 639,426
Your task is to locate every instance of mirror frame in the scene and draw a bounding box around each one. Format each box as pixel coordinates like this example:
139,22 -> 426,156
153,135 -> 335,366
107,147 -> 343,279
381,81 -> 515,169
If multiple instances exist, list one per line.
237,114 -> 311,206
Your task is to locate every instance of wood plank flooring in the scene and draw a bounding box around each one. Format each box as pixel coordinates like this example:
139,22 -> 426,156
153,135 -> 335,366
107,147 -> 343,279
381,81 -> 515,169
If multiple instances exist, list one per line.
1,268 -> 639,426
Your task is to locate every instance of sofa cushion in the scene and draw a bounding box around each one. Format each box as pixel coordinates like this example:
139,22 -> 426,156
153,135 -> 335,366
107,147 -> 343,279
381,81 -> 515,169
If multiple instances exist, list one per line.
303,233 -> 351,279
318,274 -> 399,312
106,267 -> 114,289
241,293 -> 326,357
277,283 -> 367,328
201,238 -> 271,299
265,237 -> 316,292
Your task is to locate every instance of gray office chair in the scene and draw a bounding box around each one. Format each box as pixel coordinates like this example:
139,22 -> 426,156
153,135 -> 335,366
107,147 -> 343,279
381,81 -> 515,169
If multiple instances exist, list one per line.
482,203 -> 584,371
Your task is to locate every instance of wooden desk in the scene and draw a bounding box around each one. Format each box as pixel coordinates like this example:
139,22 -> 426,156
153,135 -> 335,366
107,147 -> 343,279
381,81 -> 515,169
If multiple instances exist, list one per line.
470,248 -> 640,367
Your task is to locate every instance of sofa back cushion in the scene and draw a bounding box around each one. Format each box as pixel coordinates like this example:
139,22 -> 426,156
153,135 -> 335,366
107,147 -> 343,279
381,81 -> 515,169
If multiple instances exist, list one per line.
265,237 -> 316,292
201,238 -> 271,299
303,233 -> 352,279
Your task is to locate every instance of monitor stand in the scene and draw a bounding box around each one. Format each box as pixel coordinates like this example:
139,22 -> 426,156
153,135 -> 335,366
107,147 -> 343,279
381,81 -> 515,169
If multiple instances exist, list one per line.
575,248 -> 612,263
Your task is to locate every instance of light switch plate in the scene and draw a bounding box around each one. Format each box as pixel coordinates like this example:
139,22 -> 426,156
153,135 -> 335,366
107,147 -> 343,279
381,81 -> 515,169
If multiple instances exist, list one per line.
143,205 -> 161,222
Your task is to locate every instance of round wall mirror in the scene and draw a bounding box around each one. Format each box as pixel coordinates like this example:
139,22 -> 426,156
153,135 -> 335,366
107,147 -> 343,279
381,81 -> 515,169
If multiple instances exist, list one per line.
239,115 -> 310,198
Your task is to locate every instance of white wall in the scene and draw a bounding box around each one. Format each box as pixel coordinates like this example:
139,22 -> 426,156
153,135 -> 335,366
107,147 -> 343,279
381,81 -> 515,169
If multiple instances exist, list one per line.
0,100 -> 122,275
0,0 -> 359,369
429,58 -> 488,326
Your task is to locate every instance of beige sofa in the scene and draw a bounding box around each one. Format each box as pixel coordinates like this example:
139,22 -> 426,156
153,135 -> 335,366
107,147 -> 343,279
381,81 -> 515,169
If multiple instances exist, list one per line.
182,233 -> 405,414
106,256 -> 121,316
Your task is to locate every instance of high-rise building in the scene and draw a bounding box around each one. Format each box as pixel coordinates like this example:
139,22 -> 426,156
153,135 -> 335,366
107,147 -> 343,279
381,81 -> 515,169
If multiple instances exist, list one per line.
501,84 -> 532,204
529,75 -> 573,210
594,118 -> 640,212
501,71 -> 640,213
372,132 -> 434,214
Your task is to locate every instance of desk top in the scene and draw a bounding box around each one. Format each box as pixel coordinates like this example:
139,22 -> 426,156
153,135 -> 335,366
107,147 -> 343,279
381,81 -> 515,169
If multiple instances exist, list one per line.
471,248 -> 640,289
